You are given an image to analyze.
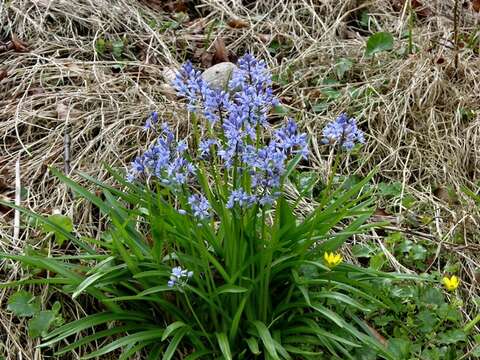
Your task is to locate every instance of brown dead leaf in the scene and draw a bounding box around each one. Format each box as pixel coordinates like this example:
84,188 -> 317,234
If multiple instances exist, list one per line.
192,47 -> 213,68
139,0 -> 165,10
11,34 -> 28,52
200,51 -> 213,68
163,0 -> 188,12
213,37 -> 229,64
433,186 -> 457,204
362,321 -> 388,347
374,208 -> 389,216
472,0 -> 480,12
228,18 -> 249,29
0,69 -> 7,82
390,0 -> 433,17
28,87 -> 45,96
0,40 -> 10,53
411,0 -> 433,18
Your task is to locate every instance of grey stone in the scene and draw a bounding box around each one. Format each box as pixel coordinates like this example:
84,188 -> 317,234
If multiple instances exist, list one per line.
201,62 -> 237,90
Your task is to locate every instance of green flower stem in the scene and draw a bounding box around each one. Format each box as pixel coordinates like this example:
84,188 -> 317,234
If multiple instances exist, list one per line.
321,150 -> 341,208
184,291 -> 215,349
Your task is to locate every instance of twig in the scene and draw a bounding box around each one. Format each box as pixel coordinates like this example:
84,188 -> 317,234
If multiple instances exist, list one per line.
64,127 -> 71,175
13,157 -> 21,244
453,0 -> 460,70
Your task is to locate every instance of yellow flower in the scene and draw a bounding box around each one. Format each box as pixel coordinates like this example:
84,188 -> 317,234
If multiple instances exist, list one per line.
324,252 -> 342,268
442,275 -> 460,291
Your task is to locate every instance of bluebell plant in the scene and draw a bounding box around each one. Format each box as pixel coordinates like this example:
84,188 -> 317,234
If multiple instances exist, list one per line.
0,54 -> 399,360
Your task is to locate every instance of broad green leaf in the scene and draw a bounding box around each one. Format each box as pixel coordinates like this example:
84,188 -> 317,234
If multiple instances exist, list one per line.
251,321 -> 279,359
28,310 -> 57,338
246,337 -> 261,355
410,244 -> 427,261
439,329 -> 466,344
162,322 -> 187,341
351,244 -> 374,258
369,252 -> 386,271
82,329 -> 164,359
216,332 -> 232,360
335,58 -> 353,79
162,327 -> 188,360
7,291 -> 39,317
387,338 -> 410,359
420,287 -> 444,306
95,38 -> 106,55
273,105 -> 289,115
417,310 -> 438,333
42,214 -> 73,245
365,32 -> 394,57
215,285 -> 248,295
437,303 -> 461,323
112,40 -> 124,59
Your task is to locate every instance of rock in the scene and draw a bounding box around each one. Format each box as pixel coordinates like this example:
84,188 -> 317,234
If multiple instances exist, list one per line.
162,67 -> 177,85
201,62 -> 237,90
161,67 -> 177,99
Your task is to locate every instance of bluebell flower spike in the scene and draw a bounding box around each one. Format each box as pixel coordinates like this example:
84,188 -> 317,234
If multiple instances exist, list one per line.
322,113 -> 365,151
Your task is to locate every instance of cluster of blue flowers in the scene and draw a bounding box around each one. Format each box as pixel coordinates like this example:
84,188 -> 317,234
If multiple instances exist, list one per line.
127,123 -> 196,185
167,266 -> 193,288
321,113 -> 365,150
187,194 -> 211,220
172,53 -> 308,207
128,54 -> 365,216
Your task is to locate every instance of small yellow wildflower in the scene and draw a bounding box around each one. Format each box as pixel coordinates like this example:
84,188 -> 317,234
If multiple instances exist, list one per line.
442,275 -> 460,291
324,252 -> 342,268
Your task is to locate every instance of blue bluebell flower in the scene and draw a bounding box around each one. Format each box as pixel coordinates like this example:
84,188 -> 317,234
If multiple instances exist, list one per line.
198,139 -> 218,159
274,119 -> 309,158
172,61 -> 206,112
228,54 -> 278,126
188,194 -> 211,220
127,122 -> 195,185
229,53 -> 272,91
168,266 -> 193,287
226,189 -> 257,209
322,113 -> 365,150
144,111 -> 159,130
202,88 -> 230,124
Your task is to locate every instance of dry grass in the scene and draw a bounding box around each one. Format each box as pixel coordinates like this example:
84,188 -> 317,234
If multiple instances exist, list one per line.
1,0 -> 479,358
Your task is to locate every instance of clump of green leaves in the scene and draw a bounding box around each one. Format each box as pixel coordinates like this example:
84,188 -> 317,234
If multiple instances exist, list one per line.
365,32 -> 394,57
95,36 -> 128,65
41,213 -> 73,246
366,282 -> 469,359
7,291 -> 63,338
